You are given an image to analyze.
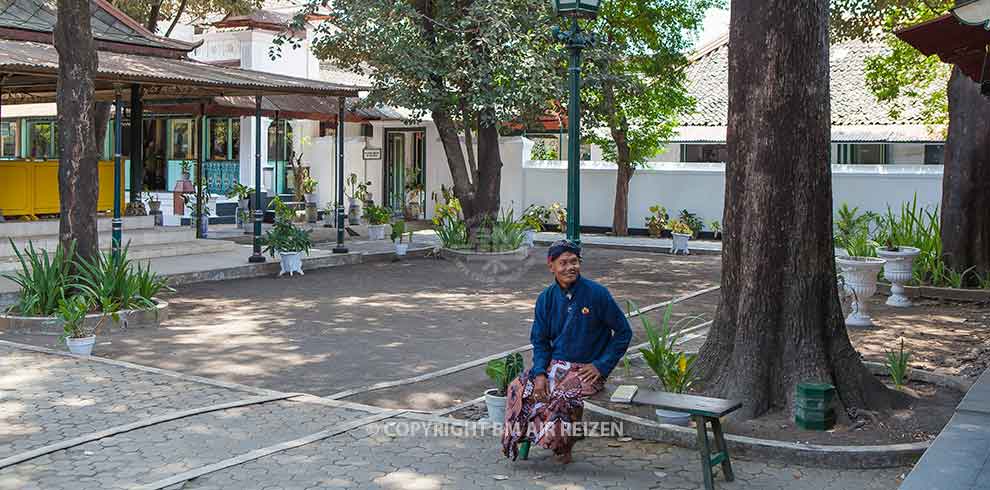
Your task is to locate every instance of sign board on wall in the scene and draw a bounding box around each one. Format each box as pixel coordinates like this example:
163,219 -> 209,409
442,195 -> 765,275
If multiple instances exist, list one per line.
363,148 -> 382,160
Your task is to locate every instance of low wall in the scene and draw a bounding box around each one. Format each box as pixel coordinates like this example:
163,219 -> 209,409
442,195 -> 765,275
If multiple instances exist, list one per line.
516,161 -> 943,231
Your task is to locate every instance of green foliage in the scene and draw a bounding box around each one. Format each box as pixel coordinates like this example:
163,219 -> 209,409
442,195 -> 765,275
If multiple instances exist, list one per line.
549,202 -> 568,234
709,220 -> 721,238
363,205 -> 392,226
288,0 -> 557,130
433,197 -> 469,249
345,174 -> 372,202
521,204 -> 551,232
300,177 -> 318,194
391,221 -> 413,244
225,183 -> 252,201
666,219 -> 693,236
530,139 -> 559,160
678,209 -> 703,237
132,261 -> 173,300
75,245 -> 154,314
582,0 -> 719,168
632,302 -> 698,394
112,0 -> 263,35
486,352 -> 524,397
834,203 -> 878,256
261,197 -> 313,257
2,240 -> 76,316
483,209 -> 527,252
884,338 -> 911,389
645,205 -> 669,237
57,295 -> 92,340
830,0 -> 952,126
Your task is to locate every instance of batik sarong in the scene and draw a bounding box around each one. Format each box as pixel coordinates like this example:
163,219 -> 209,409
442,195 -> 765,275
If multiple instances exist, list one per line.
501,359 -> 605,460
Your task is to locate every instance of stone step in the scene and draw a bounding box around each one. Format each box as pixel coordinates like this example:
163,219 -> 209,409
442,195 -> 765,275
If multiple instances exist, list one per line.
0,238 -> 241,273
0,215 -> 156,239
0,226 -> 199,258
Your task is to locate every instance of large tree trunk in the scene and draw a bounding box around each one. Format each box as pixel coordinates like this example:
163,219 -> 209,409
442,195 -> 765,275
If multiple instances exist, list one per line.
610,122 -> 634,236
431,108 -> 501,228
940,67 -> 990,283
55,0 -> 101,261
695,0 -> 902,420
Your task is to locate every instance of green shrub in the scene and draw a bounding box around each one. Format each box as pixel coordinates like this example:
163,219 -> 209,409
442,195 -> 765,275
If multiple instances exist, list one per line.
884,338 -> 911,389
261,197 -> 312,257
678,209 -> 704,237
632,302 -> 698,394
521,204 -> 551,232
2,240 -> 76,316
75,245 -> 153,313
364,204 -> 392,226
486,352 -> 524,397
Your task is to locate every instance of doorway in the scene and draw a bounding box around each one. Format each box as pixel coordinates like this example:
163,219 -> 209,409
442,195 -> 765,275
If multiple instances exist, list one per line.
383,128 -> 426,219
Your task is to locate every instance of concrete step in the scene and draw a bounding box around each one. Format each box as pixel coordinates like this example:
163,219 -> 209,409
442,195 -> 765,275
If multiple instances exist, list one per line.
0,238 -> 241,273
0,226 -> 200,258
0,215 -> 157,239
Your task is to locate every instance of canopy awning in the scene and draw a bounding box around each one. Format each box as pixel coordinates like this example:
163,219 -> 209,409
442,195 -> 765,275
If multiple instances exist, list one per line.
142,95 -> 403,122
0,38 -> 367,105
895,11 -> 990,84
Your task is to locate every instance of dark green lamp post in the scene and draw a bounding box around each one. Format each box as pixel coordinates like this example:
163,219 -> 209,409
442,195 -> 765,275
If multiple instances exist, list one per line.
552,0 -> 600,245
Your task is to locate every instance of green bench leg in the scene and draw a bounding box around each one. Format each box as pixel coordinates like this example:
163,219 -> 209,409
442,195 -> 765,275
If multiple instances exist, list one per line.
518,439 -> 531,460
712,418 -> 734,481
695,416 -> 715,490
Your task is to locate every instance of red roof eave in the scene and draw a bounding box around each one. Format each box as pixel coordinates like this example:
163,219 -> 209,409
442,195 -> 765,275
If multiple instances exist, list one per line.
895,13 -> 990,82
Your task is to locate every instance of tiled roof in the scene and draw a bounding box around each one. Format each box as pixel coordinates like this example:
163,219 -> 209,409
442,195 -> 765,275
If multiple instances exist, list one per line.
682,35 -> 934,127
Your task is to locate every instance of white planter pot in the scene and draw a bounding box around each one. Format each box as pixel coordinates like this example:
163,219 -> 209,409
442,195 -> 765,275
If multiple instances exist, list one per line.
278,251 -> 304,277
836,256 -> 886,327
484,388 -> 507,423
305,193 -> 316,203
368,224 -> 387,241
523,229 -> 536,247
348,198 -> 362,225
670,233 -> 691,255
66,335 -> 96,356
877,246 -> 921,307
655,408 -> 691,427
395,243 -> 409,256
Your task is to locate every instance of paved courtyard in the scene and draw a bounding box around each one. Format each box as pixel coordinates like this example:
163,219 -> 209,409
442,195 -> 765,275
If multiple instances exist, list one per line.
0,342 -> 908,490
1,247 -> 721,402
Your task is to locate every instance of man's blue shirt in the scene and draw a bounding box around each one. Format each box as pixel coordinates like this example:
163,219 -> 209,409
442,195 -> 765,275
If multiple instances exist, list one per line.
530,275 -> 632,379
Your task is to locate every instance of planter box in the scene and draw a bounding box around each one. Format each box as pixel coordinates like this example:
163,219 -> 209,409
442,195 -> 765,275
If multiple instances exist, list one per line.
0,299 -> 169,336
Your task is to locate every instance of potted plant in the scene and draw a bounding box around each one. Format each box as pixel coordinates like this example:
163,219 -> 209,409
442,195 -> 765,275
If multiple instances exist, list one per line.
710,220 -> 722,240
179,160 -> 193,181
837,255 -> 886,327
57,295 -> 118,356
404,168 -> 424,220
645,205 -> 669,238
364,204 -> 391,240
345,173 -> 371,225
549,202 -> 567,235
667,219 -> 693,255
520,205 -> 549,247
225,183 -> 253,213
876,239 -> 921,308
323,202 -> 338,228
678,209 -> 704,239
301,176 -> 318,203
144,189 -> 162,214
635,303 -> 697,426
391,221 -> 414,256
484,352 -> 524,422
261,197 -> 313,277
183,193 -> 212,238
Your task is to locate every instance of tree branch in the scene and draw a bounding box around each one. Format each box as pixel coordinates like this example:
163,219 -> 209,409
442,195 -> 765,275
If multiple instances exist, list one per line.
164,0 -> 189,38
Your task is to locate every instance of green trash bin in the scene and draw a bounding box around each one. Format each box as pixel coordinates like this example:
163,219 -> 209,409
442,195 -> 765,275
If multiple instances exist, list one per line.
795,382 -> 836,431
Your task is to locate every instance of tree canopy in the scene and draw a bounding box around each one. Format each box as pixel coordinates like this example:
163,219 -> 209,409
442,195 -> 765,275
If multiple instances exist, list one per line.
830,0 -> 952,125
110,0 -> 262,35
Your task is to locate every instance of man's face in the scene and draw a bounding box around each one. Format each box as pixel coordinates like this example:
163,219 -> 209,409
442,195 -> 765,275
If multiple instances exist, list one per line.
549,251 -> 581,287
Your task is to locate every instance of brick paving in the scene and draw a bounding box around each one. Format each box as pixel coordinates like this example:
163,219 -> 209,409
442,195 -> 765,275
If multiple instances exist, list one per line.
0,343 -> 910,490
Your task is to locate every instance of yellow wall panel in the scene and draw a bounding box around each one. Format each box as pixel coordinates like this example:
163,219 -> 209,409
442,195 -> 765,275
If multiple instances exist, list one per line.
0,160 -> 124,217
0,164 -> 33,216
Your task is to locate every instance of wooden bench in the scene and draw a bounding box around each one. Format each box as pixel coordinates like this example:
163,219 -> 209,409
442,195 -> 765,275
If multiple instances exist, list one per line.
616,388 -> 742,490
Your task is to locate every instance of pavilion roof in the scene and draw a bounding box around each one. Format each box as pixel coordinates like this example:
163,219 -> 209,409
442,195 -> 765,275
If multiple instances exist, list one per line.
895,13 -> 990,84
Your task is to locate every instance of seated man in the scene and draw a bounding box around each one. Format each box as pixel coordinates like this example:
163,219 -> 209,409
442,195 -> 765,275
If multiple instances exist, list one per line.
502,240 -> 632,464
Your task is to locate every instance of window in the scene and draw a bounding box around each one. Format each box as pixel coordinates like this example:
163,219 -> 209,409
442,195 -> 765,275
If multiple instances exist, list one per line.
231,119 -> 241,159
209,118 -> 229,160
0,120 -> 19,158
268,120 -> 293,161
28,120 -> 55,159
924,144 -> 944,165
681,144 -> 728,163
169,119 -> 194,160
836,143 -> 886,164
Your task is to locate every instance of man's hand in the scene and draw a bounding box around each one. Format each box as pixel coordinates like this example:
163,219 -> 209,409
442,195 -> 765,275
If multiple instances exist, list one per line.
574,364 -> 602,385
532,374 -> 548,402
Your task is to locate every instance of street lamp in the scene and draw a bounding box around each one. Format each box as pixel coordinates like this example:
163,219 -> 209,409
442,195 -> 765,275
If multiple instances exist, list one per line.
552,0 -> 599,245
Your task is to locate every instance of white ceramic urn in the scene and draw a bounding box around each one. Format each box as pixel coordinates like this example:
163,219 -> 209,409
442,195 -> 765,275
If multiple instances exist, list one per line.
836,256 -> 886,327
876,246 -> 921,307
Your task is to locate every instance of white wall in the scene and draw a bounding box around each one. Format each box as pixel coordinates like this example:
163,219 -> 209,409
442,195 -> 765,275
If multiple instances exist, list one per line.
516,161 -> 943,230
